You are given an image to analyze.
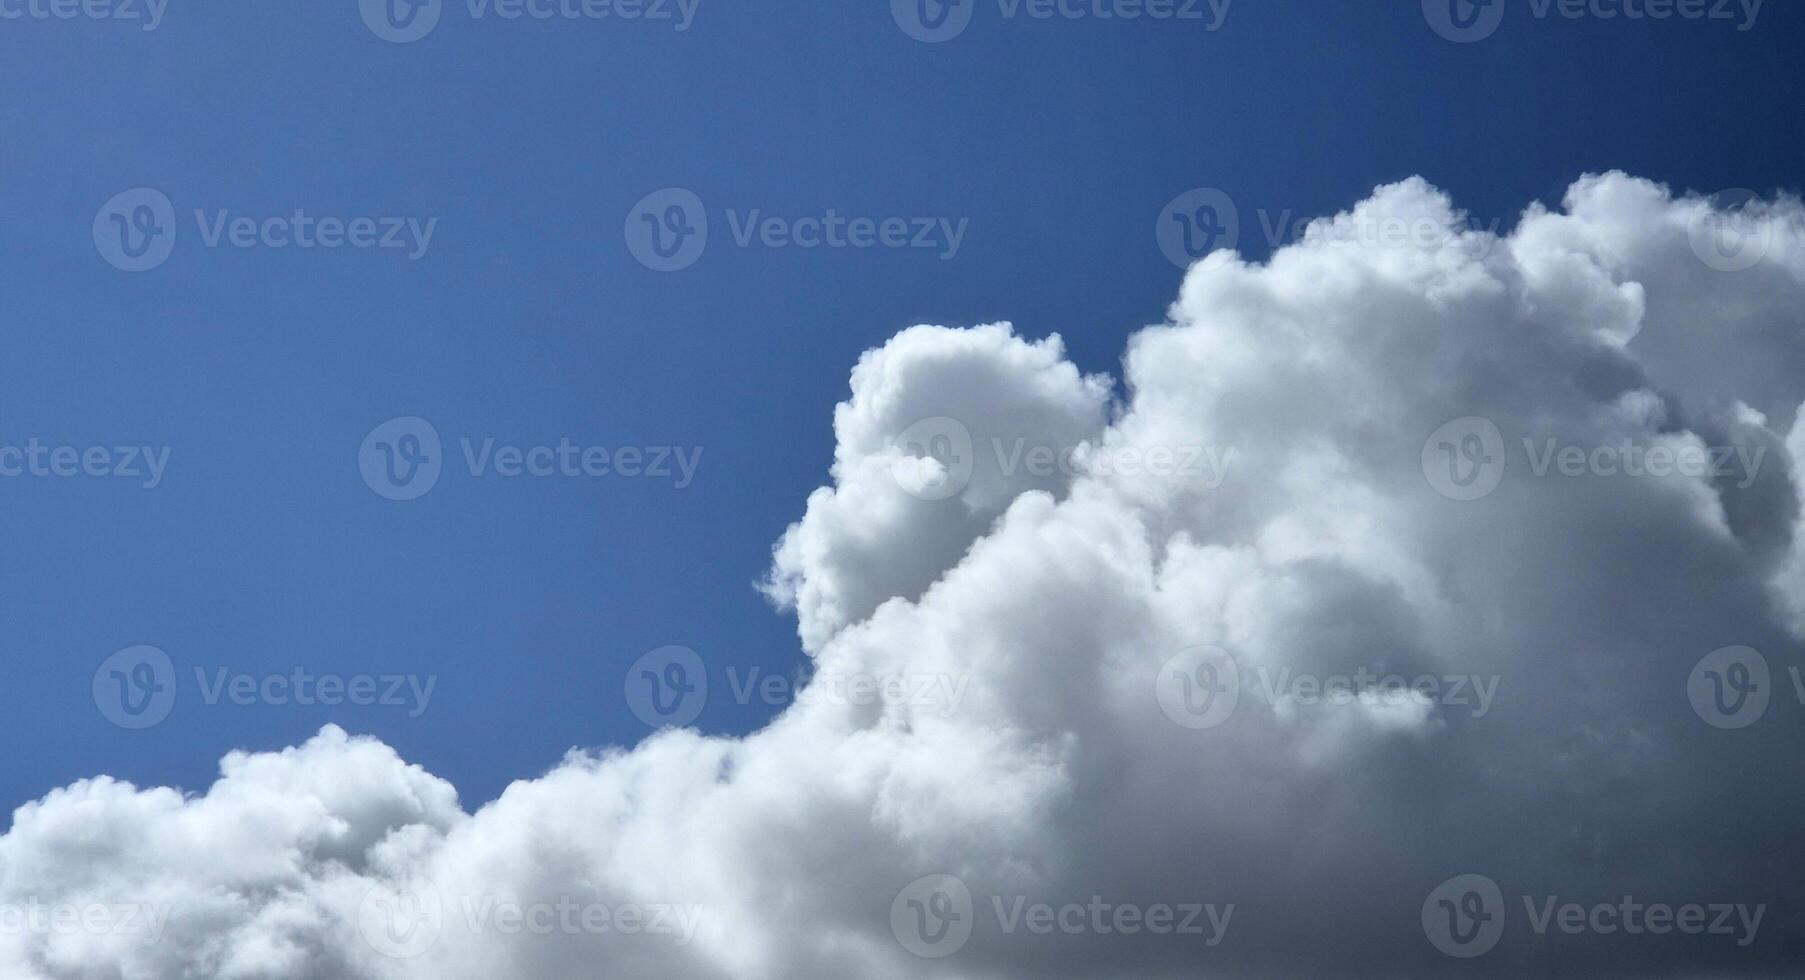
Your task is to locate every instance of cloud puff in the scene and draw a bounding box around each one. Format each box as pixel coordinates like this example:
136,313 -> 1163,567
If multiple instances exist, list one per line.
6,173 -> 1805,979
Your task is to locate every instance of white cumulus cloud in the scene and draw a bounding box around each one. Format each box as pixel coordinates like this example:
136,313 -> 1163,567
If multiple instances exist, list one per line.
6,172 -> 1805,980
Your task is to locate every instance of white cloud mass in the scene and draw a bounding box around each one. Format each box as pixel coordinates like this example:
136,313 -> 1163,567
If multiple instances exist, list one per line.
6,173 -> 1805,979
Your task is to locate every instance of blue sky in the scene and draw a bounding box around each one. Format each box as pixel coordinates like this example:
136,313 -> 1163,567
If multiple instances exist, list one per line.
2,0 -> 1801,813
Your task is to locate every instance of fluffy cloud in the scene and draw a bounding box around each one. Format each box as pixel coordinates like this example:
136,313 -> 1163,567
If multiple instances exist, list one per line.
6,173 -> 1804,979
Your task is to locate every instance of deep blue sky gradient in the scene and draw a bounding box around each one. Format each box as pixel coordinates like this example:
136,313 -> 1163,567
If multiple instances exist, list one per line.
2,0 -> 1801,813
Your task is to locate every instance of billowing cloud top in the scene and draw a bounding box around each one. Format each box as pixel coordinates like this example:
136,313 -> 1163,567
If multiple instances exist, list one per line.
6,173 -> 1805,979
